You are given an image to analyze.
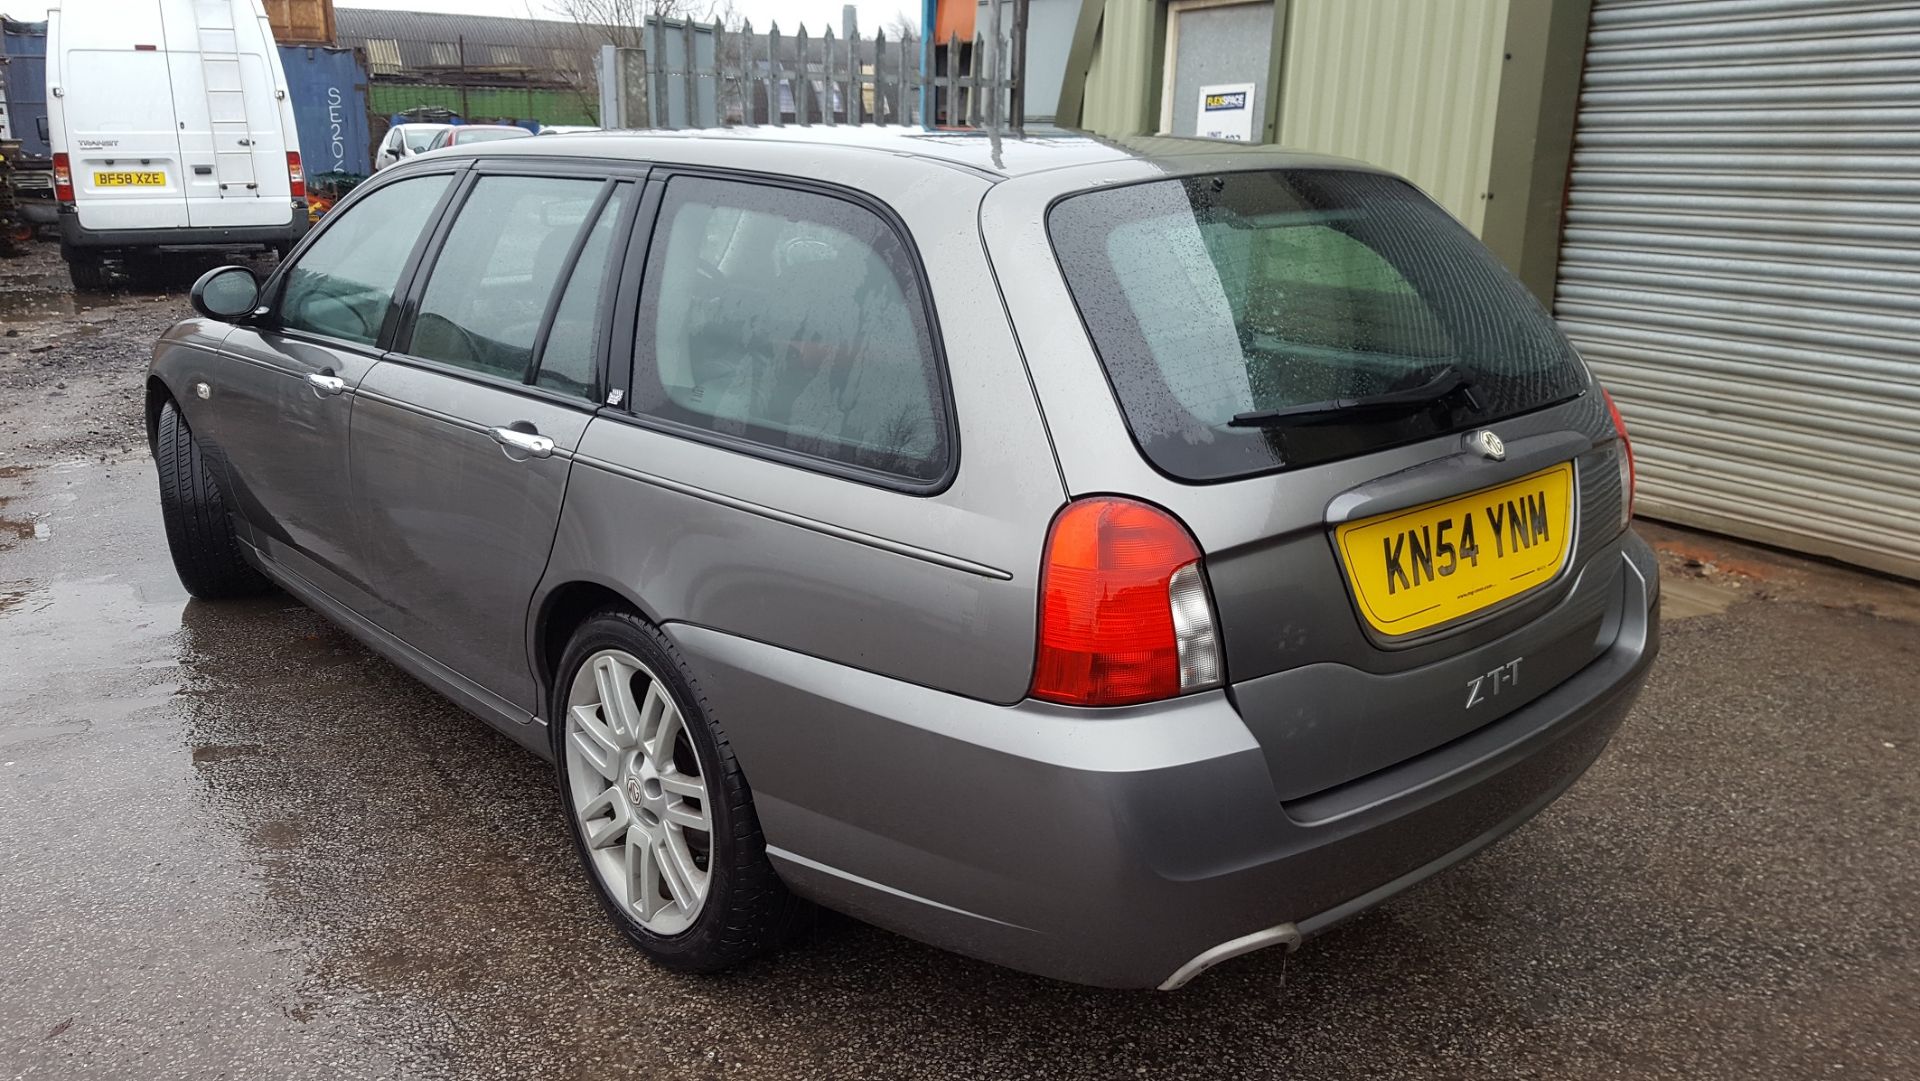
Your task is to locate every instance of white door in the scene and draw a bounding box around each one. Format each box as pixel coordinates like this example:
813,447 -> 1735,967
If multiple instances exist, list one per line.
52,2 -> 192,231
160,0 -> 292,228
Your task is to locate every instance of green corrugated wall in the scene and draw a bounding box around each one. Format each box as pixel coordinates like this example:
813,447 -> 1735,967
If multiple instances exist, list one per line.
1071,0 -> 1511,234
1278,0 -> 1510,233
1079,1 -> 1158,137
370,83 -> 598,126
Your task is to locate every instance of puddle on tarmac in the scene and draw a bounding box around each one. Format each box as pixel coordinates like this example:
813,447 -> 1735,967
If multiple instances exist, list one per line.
0,269 -> 119,324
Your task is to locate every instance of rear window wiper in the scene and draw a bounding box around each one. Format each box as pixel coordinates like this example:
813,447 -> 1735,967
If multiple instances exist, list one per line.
1227,365 -> 1482,429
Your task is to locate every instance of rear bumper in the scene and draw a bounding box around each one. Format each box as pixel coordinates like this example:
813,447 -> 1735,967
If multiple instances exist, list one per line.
58,206 -> 309,251
672,534 -> 1660,990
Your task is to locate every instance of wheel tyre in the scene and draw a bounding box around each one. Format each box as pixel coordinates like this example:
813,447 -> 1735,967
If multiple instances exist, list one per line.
154,399 -> 272,599
64,249 -> 108,292
553,609 -> 810,972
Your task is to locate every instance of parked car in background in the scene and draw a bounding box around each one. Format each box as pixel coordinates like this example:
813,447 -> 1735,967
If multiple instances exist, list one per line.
146,128 -> 1658,990
373,123 -> 452,170
538,125 -> 601,136
423,124 -> 534,151
45,0 -> 308,289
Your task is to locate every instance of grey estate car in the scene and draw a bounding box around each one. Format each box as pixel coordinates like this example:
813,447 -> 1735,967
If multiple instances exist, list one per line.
147,128 -> 1659,990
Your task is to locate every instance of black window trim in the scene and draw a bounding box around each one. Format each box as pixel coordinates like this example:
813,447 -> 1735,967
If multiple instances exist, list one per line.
258,163 -> 469,358
378,157 -> 654,412
607,165 -> 961,497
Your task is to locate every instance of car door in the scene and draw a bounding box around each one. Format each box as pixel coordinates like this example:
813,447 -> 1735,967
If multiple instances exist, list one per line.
347,163 -> 645,715
196,167 -> 459,610
375,128 -> 400,170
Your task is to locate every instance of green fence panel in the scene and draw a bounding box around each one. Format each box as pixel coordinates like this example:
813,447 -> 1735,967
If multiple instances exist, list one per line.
369,83 -> 598,126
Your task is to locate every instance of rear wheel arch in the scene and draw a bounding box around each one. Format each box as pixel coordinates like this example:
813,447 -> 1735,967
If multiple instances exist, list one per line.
533,579 -> 659,709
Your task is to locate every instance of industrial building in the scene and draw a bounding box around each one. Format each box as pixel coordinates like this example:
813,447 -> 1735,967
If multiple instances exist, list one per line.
1055,0 -> 1920,580
333,7 -> 600,127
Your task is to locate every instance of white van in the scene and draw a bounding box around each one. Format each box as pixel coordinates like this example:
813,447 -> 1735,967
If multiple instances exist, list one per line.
46,0 -> 308,289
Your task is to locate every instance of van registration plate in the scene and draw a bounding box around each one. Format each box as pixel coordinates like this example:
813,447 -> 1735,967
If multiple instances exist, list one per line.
94,171 -> 166,187
1335,463 -> 1575,636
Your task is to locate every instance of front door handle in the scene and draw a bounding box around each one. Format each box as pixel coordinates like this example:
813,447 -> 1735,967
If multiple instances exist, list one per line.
490,426 -> 555,460
306,372 -> 346,397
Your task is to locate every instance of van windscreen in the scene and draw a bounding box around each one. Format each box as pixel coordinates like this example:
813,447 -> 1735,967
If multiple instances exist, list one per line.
1048,169 -> 1587,482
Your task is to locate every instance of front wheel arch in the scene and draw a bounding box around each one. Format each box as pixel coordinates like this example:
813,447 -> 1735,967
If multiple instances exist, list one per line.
145,375 -> 176,457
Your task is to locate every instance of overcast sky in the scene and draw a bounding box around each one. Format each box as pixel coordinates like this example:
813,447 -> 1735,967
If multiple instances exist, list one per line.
3,1 -> 922,37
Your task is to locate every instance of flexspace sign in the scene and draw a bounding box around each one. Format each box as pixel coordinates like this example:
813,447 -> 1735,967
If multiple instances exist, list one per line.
1195,82 -> 1256,142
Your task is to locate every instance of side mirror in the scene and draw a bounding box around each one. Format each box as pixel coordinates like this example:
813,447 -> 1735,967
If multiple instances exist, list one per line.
191,265 -> 261,321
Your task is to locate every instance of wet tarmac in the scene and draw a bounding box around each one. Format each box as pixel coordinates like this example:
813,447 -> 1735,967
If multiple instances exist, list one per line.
2,267 -> 1919,1077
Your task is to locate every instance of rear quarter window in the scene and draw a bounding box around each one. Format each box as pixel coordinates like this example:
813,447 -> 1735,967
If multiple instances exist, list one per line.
630,176 -> 952,486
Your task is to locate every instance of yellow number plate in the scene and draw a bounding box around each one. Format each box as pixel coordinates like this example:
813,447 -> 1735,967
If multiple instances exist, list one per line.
1335,463 -> 1575,636
93,171 -> 166,187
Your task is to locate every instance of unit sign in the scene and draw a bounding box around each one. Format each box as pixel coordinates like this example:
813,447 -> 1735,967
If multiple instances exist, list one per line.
1196,82 -> 1256,141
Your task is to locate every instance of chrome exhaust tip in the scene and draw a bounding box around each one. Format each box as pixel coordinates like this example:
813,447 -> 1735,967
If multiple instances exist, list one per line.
1158,922 -> 1301,991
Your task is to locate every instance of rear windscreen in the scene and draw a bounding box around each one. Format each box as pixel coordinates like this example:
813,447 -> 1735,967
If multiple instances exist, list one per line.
1048,169 -> 1587,481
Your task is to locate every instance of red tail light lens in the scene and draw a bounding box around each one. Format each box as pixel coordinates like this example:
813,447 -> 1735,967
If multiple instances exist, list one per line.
1033,497 -> 1223,707
1603,388 -> 1636,526
286,152 -> 306,199
53,153 -> 74,204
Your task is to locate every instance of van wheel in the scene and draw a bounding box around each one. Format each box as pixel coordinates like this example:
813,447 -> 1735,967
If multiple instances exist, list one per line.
154,399 -> 272,599
64,249 -> 108,292
552,610 -> 810,972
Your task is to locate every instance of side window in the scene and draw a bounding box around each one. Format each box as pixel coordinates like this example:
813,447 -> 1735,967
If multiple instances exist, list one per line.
279,173 -> 451,346
408,175 -> 602,381
634,177 -> 951,484
536,184 -> 630,400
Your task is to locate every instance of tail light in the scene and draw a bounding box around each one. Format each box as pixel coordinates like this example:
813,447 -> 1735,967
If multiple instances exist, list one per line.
1032,497 -> 1224,707
286,152 -> 306,199
1603,388 -> 1636,529
53,153 -> 74,204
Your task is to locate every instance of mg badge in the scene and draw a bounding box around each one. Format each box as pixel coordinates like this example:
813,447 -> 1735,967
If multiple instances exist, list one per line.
1470,430 -> 1506,461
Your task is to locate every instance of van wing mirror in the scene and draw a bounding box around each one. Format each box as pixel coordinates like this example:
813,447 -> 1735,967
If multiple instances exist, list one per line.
190,265 -> 262,321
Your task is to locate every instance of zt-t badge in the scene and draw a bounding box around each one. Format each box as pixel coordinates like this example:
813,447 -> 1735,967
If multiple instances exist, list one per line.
1466,657 -> 1522,709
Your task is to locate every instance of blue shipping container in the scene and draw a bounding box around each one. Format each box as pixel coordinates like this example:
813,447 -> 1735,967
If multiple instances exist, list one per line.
279,44 -> 372,179
2,18 -> 49,161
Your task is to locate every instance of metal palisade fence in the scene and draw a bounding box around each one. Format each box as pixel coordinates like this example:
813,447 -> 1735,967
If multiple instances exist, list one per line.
596,7 -> 1025,132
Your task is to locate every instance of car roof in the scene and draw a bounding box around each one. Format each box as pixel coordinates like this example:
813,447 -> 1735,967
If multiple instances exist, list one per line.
434,125 -> 1386,184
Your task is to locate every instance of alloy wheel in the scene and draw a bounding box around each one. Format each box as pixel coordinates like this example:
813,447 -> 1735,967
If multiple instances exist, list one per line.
564,649 -> 712,935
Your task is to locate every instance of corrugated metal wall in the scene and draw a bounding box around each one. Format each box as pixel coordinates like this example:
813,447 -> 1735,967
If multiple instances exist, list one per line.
1555,0 -> 1920,580
1079,0 -> 1157,136
1,19 -> 48,160
369,84 -> 597,127
1277,0 -> 1509,232
279,45 -> 370,177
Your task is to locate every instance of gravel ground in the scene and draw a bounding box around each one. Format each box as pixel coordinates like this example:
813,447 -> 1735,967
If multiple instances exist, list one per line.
2,245 -> 1917,1079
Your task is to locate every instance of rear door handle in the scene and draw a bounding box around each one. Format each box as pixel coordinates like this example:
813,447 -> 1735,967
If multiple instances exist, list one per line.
490,426 -> 555,460
306,372 -> 346,396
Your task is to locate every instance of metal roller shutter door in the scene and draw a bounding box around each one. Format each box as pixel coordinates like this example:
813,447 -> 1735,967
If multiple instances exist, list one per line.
1554,0 -> 1920,579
